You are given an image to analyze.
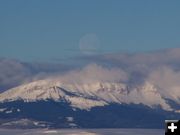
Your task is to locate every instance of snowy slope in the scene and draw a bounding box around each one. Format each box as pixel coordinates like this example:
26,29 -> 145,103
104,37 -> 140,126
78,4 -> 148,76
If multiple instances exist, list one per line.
0,79 -> 178,111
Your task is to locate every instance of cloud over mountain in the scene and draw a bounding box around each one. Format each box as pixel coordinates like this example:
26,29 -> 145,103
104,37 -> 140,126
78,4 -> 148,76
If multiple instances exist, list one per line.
0,58 -> 72,92
59,63 -> 128,84
0,58 -> 32,91
0,48 -> 180,106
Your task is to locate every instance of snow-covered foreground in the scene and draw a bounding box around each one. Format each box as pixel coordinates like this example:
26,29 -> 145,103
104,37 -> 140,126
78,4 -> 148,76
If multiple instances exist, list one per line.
0,128 -> 163,135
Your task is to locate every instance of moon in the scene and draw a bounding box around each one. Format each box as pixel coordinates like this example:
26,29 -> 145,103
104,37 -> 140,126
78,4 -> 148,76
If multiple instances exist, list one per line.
79,33 -> 100,55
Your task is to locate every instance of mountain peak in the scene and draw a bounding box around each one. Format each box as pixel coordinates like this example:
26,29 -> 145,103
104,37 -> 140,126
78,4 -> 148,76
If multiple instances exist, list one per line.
0,79 -> 178,112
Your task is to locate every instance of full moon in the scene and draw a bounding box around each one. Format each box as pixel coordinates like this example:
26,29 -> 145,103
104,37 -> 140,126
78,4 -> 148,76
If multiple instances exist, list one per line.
79,33 -> 100,55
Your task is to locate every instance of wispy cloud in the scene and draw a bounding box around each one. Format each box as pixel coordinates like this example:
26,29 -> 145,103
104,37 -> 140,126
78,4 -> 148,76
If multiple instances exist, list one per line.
0,48 -> 180,109
0,58 -> 32,91
147,66 -> 180,103
0,58 -> 73,92
60,63 -> 128,84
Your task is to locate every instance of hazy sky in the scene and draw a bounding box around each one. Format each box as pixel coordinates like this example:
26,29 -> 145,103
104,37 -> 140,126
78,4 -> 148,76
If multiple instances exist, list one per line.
0,0 -> 180,61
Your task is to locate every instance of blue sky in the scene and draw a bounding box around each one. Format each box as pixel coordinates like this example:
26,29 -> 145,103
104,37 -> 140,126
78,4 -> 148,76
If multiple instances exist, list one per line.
0,0 -> 180,61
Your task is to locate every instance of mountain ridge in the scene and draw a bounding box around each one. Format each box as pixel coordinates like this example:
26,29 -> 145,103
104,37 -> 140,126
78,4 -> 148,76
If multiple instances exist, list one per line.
0,79 -> 179,112
0,79 -> 180,128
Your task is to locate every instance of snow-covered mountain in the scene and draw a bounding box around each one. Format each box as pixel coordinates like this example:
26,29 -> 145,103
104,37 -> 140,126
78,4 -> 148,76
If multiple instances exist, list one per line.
0,79 -> 180,128
0,79 -> 179,112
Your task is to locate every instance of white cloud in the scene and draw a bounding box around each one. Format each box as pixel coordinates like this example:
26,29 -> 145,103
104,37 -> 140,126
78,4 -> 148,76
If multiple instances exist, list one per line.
147,66 -> 180,103
0,48 -> 180,111
60,63 -> 128,84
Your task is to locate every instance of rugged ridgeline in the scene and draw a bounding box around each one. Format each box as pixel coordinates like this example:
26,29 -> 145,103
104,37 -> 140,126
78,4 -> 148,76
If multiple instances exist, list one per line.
0,79 -> 179,128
